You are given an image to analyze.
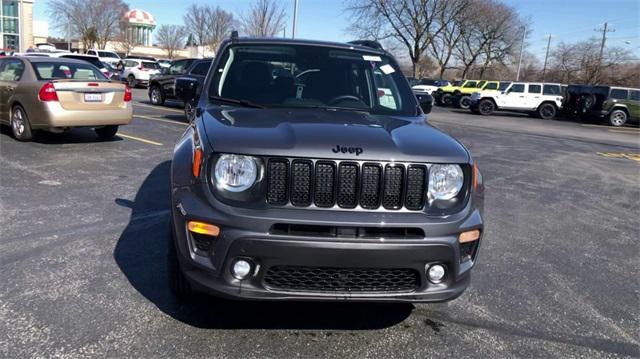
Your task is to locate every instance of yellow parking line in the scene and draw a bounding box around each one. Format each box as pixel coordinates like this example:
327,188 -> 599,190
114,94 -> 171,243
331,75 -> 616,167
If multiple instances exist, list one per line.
117,132 -> 163,146
135,115 -> 188,126
597,152 -> 640,162
134,103 -> 184,114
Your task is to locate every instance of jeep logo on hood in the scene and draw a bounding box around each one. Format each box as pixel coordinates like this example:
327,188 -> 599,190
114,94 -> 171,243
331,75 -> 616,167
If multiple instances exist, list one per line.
332,145 -> 363,156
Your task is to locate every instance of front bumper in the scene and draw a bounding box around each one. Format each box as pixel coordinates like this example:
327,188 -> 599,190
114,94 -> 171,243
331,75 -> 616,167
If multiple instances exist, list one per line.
171,185 -> 484,302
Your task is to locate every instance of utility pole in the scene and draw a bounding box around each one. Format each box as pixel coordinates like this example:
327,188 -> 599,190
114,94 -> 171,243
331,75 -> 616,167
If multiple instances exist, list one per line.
594,22 -> 615,82
67,21 -> 72,51
516,24 -> 526,81
541,34 -> 553,82
292,0 -> 299,39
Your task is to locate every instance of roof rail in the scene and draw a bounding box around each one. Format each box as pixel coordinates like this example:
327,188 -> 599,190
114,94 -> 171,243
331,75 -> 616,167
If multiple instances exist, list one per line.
348,40 -> 384,51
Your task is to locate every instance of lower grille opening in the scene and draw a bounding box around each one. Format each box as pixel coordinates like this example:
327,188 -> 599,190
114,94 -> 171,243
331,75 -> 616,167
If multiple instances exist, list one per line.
263,266 -> 420,293
191,232 -> 214,253
460,241 -> 478,262
270,223 -> 425,239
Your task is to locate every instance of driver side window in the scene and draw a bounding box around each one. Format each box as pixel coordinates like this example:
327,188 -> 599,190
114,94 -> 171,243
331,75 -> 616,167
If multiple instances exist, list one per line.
509,84 -> 525,93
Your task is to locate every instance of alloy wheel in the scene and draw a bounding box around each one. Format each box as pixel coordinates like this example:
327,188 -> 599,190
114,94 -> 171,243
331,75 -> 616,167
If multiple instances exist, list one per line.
12,108 -> 25,136
611,111 -> 626,126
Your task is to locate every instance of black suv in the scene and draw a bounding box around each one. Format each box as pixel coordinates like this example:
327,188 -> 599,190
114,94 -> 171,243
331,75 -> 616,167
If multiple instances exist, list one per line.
148,58 -> 212,107
564,84 -> 640,126
168,37 -> 484,302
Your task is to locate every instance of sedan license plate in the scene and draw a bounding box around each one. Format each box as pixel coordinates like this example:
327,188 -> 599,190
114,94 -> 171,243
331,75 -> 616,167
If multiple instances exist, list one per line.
84,93 -> 103,102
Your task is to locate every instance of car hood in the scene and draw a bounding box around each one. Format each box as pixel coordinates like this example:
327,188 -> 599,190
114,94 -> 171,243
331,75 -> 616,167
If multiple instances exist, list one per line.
201,106 -> 470,163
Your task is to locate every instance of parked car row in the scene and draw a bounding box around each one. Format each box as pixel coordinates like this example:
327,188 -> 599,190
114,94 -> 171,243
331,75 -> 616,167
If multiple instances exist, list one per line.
410,77 -> 639,126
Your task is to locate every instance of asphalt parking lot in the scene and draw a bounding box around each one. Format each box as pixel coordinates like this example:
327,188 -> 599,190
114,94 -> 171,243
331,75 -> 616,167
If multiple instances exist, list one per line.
1,88 -> 639,358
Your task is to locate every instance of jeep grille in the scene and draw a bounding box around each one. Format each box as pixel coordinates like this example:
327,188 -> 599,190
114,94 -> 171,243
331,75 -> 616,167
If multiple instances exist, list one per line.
266,158 -> 428,211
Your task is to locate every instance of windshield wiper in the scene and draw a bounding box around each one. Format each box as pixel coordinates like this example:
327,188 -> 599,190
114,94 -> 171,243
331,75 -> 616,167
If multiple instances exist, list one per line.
209,96 -> 265,108
271,104 -> 370,113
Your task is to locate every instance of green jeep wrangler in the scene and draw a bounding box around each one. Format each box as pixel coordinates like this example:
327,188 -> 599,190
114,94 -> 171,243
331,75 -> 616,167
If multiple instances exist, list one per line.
585,86 -> 640,126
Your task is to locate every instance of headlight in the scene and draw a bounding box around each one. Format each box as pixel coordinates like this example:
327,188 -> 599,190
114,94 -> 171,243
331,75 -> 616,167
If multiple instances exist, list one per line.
214,154 -> 258,192
428,164 -> 464,201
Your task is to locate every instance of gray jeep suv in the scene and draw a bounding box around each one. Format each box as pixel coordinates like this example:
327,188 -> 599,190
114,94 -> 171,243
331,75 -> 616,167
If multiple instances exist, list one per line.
169,36 -> 485,302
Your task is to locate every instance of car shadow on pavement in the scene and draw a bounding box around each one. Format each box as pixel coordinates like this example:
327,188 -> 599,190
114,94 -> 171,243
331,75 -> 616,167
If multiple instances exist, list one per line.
0,126 -> 124,144
114,161 -> 413,330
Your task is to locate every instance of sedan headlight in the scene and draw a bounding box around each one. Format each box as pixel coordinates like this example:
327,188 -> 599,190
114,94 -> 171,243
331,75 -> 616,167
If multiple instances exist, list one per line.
214,154 -> 258,192
428,164 -> 464,201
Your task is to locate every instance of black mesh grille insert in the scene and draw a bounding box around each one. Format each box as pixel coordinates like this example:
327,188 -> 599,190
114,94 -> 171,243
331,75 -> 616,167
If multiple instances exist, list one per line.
291,161 -> 312,206
264,158 -> 430,211
263,266 -> 420,293
382,165 -> 404,209
337,163 -> 358,208
314,162 -> 335,207
267,160 -> 288,205
405,166 -> 426,210
360,164 -> 382,209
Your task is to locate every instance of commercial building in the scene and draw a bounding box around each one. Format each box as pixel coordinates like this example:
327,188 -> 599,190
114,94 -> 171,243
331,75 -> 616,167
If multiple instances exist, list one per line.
1,0 -> 34,52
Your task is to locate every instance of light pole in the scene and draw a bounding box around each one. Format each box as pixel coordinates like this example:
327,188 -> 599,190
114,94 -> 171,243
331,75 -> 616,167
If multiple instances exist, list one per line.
292,0 -> 299,39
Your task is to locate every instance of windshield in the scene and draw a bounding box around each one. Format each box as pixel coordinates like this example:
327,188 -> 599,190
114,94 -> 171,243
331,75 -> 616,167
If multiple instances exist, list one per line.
61,55 -> 104,69
32,62 -> 108,81
142,61 -> 160,70
451,80 -> 463,87
208,44 -> 418,116
98,51 -> 119,58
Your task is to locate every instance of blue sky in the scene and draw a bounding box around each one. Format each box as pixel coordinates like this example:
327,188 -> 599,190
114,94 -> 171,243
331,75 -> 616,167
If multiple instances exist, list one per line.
34,0 -> 639,59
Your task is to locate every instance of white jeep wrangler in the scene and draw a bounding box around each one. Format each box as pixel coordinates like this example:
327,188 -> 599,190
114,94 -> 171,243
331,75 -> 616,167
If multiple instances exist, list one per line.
469,82 -> 563,119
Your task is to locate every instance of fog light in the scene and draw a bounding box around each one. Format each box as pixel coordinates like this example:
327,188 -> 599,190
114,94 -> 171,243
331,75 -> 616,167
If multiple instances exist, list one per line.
427,264 -> 446,284
231,259 -> 252,280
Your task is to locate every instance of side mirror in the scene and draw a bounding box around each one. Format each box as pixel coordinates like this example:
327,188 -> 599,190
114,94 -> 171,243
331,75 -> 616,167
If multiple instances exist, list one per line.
175,77 -> 200,103
416,94 -> 433,114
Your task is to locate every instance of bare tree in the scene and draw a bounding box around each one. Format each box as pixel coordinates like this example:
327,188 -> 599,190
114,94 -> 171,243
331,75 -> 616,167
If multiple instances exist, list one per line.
429,0 -> 470,79
454,0 -> 524,78
242,0 -> 287,37
347,0 -> 469,77
156,25 -> 186,59
548,39 -> 633,85
205,6 -> 235,54
183,4 -> 209,47
48,0 -> 127,51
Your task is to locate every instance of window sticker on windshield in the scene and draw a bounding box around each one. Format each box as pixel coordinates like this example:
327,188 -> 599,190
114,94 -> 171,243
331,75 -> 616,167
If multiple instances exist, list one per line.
363,55 -> 382,62
379,64 -> 395,74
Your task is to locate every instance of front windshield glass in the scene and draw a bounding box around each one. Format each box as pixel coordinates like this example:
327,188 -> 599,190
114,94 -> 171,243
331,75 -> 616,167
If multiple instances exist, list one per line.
208,44 -> 418,116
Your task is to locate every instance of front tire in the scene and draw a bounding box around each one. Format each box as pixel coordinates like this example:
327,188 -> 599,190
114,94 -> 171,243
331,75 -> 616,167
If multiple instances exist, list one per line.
11,105 -> 33,141
128,75 -> 136,89
458,95 -> 471,109
95,125 -> 118,139
537,103 -> 557,120
149,86 -> 165,105
441,93 -> 453,107
609,109 -> 628,127
477,99 -> 495,115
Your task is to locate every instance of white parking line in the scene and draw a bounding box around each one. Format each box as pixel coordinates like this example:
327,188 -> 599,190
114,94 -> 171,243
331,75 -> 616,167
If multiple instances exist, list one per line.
135,115 -> 188,126
117,133 -> 163,146
134,103 -> 184,114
